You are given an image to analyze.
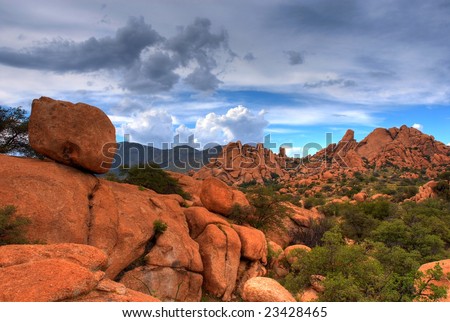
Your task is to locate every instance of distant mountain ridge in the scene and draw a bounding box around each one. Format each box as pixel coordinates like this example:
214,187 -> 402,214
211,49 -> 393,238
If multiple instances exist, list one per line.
111,142 -> 223,173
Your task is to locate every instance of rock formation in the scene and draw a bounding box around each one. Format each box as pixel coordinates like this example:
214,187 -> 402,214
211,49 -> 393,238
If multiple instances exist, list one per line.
0,244 -> 159,302
241,277 -> 296,302
0,97 -> 274,302
29,97 -> 117,174
194,141 -> 288,185
199,177 -> 250,215
314,125 -> 450,171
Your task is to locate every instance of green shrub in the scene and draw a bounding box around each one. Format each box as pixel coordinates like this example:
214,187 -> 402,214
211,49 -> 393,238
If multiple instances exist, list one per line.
391,185 -> 419,202
304,196 -> 326,210
0,205 -> 30,245
229,186 -> 291,231
290,217 -> 337,247
434,180 -> 450,201
121,163 -> 191,199
153,219 -> 168,235
283,228 -> 448,302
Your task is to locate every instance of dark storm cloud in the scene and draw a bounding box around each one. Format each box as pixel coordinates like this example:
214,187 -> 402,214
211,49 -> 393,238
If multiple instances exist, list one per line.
123,52 -> 180,92
164,17 -> 233,91
166,18 -> 230,67
284,50 -> 304,65
271,0 -> 450,43
0,16 -> 233,93
0,16 -> 162,72
243,52 -> 256,61
184,67 -> 222,91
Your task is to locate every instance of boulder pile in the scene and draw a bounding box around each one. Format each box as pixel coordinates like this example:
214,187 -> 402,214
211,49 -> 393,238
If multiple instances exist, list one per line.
0,97 -> 273,302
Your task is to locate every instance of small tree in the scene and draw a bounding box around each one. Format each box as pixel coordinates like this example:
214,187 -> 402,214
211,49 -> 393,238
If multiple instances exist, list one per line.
0,106 -> 36,156
414,263 -> 448,301
229,186 -> 291,231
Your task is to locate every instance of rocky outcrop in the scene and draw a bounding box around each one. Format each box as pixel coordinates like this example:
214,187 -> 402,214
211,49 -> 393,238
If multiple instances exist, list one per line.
0,153 -> 269,302
120,266 -> 203,302
0,243 -> 158,302
408,181 -> 438,202
194,141 -> 288,185
199,177 -> 250,216
314,126 -> 450,171
353,191 -> 368,202
0,259 -> 103,302
72,279 -> 160,302
0,243 -> 107,271
184,207 -> 229,239
241,277 -> 296,302
0,155 -> 98,245
236,261 -> 267,296
265,202 -> 324,249
0,154 -> 202,280
167,171 -> 203,206
196,224 -> 242,301
29,97 -> 116,174
284,245 -> 311,264
232,225 -> 267,264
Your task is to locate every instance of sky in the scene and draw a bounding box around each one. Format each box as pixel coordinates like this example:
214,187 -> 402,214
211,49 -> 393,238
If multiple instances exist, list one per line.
1,0 -> 449,155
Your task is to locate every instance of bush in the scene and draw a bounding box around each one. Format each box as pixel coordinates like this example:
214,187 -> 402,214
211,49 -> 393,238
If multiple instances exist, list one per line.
391,185 -> 419,202
434,180 -> 450,201
321,200 -> 397,242
121,163 -> 191,199
283,228 -> 448,302
153,219 -> 168,235
0,205 -> 30,245
290,217 -> 337,248
229,186 -> 291,231
303,196 -> 326,210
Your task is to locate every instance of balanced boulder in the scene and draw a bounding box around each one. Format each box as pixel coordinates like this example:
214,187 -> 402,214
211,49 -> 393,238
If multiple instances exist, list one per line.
29,96 -> 117,174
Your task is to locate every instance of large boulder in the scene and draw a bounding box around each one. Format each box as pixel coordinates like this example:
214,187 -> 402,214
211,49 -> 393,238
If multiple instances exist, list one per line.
120,266 -> 203,302
196,224 -> 242,301
232,224 -> 267,264
199,177 -> 250,216
200,178 -> 234,215
144,222 -> 204,273
242,277 -> 296,302
184,207 -> 229,239
0,244 -> 158,302
284,244 -> 312,264
236,261 -> 267,296
29,96 -> 116,174
0,155 -> 98,244
0,259 -> 103,302
0,243 -> 107,271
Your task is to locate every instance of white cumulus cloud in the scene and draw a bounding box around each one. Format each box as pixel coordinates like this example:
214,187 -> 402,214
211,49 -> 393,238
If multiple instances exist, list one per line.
118,105 -> 269,148
124,109 -> 175,147
193,105 -> 269,146
412,123 -> 423,131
